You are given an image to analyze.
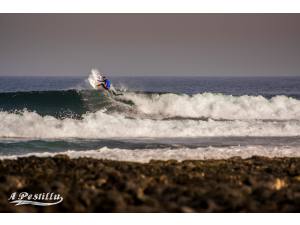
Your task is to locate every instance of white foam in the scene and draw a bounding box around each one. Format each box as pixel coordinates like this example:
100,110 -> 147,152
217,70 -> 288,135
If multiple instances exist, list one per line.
0,110 -> 300,138
121,92 -> 300,120
2,145 -> 300,163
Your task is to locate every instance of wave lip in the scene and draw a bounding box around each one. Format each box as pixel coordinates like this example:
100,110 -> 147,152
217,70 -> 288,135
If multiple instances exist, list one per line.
121,92 -> 300,120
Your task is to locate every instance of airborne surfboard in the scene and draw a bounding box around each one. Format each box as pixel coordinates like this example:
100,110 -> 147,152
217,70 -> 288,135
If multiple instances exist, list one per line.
88,69 -> 104,89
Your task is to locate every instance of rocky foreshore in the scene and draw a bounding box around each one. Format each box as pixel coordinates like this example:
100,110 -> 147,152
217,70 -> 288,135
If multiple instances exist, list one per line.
0,155 -> 300,212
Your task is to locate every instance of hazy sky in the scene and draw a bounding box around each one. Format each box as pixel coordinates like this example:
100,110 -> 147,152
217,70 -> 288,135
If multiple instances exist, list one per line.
0,14 -> 300,77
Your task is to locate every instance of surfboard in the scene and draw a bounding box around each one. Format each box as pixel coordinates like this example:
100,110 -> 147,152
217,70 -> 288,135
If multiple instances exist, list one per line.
88,69 -> 104,89
88,76 -> 99,89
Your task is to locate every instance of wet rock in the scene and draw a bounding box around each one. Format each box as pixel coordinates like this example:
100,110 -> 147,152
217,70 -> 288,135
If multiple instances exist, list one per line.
4,175 -> 26,190
1,156 -> 300,212
293,175 -> 300,182
272,178 -> 287,191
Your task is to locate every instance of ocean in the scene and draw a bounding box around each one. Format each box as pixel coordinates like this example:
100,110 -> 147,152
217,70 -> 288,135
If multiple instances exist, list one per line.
1,75 -> 300,162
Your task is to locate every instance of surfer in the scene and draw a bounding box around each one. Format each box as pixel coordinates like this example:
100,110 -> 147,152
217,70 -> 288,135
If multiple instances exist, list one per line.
97,76 -> 121,96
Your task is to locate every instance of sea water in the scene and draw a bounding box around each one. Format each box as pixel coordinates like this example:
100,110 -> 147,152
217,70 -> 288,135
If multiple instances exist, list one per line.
0,75 -> 300,162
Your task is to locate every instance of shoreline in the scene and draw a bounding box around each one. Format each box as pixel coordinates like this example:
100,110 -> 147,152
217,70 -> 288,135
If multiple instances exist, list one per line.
0,155 -> 300,212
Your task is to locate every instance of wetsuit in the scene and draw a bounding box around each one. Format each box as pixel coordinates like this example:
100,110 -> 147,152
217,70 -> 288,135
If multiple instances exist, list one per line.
99,79 -> 119,95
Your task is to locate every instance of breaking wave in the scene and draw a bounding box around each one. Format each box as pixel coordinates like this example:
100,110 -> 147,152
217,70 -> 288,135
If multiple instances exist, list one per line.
121,92 -> 300,120
0,109 -> 300,138
0,90 -> 300,139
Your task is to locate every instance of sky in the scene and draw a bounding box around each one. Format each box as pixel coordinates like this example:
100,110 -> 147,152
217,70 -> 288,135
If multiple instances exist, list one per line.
0,14 -> 300,77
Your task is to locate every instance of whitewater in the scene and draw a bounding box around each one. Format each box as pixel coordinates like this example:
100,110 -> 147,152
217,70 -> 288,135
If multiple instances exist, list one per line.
122,92 -> 300,120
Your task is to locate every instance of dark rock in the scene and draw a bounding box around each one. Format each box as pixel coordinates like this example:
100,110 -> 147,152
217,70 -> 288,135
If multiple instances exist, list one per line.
1,156 -> 300,212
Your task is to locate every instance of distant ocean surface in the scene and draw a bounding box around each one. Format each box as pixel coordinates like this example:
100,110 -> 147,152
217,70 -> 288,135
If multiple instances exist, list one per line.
1,76 -> 300,162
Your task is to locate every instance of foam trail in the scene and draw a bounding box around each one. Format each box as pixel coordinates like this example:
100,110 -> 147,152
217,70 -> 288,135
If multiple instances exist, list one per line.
1,110 -> 300,138
121,92 -> 300,120
2,145 -> 300,163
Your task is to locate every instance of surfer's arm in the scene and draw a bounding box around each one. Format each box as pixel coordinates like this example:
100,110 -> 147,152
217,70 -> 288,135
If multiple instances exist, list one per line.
98,82 -> 110,91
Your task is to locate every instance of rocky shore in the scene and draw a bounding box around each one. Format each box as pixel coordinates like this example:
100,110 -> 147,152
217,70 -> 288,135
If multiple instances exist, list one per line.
0,155 -> 300,212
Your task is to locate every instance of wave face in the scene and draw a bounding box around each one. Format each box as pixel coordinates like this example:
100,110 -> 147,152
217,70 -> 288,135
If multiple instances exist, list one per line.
0,90 -> 88,118
0,90 -> 131,118
0,90 -> 300,139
